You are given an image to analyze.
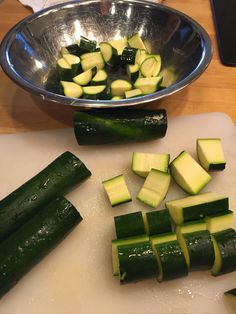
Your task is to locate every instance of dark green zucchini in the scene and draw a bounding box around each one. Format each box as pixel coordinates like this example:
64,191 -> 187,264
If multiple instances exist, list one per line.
145,209 -> 172,236
183,230 -> 214,270
120,47 -> 137,64
211,228 -> 236,276
112,234 -> 149,276
73,109 -> 167,145
151,233 -> 188,282
114,211 -> 145,239
0,151 -> 91,241
118,241 -> 158,283
0,196 -> 82,298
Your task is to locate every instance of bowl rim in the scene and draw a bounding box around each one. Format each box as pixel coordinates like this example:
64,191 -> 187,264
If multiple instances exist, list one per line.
0,0 -> 213,108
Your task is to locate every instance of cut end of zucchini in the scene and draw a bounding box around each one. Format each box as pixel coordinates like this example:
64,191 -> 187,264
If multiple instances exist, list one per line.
169,151 -> 212,195
125,88 -> 142,99
197,138 -> 226,171
134,77 -> 163,95
109,37 -> 127,55
137,169 -> 171,208
128,33 -> 147,50
211,234 -> 222,276
204,210 -> 235,233
111,80 -> 132,96
102,175 -> 132,206
132,152 -> 170,177
60,81 -> 83,98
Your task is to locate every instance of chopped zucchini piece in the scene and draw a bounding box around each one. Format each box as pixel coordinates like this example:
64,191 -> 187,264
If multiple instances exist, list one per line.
109,37 -> 127,55
57,58 -> 74,81
102,175 -> 132,207
197,138 -> 226,171
61,44 -> 81,57
134,77 -> 163,95
176,221 -> 214,269
111,79 -> 132,96
137,169 -> 171,208
112,234 -> 149,276
125,88 -> 142,98
211,228 -> 236,276
169,151 -> 212,195
148,54 -> 162,76
140,57 -> 160,77
73,68 -> 96,86
81,52 -> 105,71
204,210 -> 234,233
118,241 -> 157,283
145,209 -> 172,236
166,192 -> 229,225
99,42 -> 119,67
111,96 -> 123,100
128,33 -> 147,50
127,63 -> 140,83
121,47 -> 137,64
151,233 -> 188,281
132,152 -> 170,177
90,69 -> 108,85
78,35 -> 97,53
135,49 -> 148,66
83,85 -> 108,100
114,211 -> 145,239
60,81 -> 83,98
80,51 -> 101,60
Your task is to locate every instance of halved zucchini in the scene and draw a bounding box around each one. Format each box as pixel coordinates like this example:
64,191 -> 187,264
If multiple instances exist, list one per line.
134,77 -> 162,95
60,81 -> 83,98
99,42 -> 119,67
90,69 -> 108,85
73,68 -> 96,86
81,52 -> 105,71
57,58 -> 73,81
83,85 -> 108,100
111,79 -> 132,96
140,57 -> 160,77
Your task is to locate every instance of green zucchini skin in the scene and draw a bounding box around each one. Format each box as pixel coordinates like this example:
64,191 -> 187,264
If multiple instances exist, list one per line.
155,240 -> 188,281
146,209 -> 172,235
118,241 -> 158,283
121,47 -> 137,64
0,196 -> 82,298
212,228 -> 236,276
73,109 -> 167,145
114,211 -> 145,239
184,230 -> 214,270
0,151 -> 91,241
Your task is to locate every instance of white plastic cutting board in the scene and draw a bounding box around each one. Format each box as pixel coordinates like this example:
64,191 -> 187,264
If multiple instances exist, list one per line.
0,112 -> 235,314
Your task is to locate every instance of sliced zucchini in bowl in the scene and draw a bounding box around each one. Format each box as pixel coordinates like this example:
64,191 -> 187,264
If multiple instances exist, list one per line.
111,79 -> 132,96
134,77 -> 163,95
60,81 -> 83,98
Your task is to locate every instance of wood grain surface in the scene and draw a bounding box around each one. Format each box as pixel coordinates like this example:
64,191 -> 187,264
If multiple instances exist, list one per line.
0,0 -> 236,134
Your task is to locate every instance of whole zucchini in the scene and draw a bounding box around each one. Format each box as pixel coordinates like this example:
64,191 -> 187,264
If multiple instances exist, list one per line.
0,196 -> 82,298
73,109 -> 167,145
0,151 -> 91,240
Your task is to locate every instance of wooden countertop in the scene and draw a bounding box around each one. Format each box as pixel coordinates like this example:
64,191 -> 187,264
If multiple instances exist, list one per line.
0,0 -> 236,134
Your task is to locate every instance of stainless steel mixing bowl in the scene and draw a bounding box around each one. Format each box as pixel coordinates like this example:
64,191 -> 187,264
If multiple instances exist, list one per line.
0,0 -> 212,108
